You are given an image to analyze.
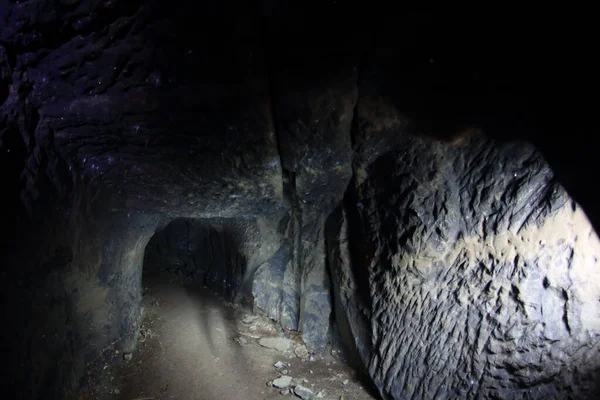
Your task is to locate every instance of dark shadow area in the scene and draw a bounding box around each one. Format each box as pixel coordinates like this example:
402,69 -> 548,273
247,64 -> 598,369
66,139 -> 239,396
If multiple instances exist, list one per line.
356,10 -> 600,234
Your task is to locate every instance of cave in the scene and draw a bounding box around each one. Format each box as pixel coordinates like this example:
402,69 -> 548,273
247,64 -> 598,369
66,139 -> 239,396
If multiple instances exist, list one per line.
2,2 -> 600,400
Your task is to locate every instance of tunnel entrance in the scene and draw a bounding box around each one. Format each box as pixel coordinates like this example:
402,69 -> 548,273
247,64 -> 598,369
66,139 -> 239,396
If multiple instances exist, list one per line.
79,217 -> 378,399
142,218 -> 247,301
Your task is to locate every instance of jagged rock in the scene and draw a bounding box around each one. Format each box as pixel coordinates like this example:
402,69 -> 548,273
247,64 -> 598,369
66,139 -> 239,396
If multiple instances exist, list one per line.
293,385 -> 314,400
273,375 -> 293,389
327,124 -> 600,399
259,337 -> 291,352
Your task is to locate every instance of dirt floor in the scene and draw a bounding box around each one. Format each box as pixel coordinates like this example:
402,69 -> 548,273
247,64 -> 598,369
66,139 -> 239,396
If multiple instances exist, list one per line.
79,273 -> 379,400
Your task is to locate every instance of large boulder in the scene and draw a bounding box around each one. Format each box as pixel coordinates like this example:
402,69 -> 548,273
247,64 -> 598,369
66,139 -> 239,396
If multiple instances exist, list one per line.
328,122 -> 600,398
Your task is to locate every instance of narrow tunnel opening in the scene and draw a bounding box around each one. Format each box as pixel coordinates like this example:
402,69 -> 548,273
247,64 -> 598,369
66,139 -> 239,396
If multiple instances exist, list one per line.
142,218 -> 247,301
92,215 -> 378,400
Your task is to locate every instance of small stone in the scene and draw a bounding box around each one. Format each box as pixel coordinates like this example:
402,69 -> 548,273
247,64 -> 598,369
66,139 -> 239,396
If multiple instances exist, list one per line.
281,369 -> 289,375
274,361 -> 289,369
316,391 -> 325,398
236,336 -> 248,346
294,345 -> 309,359
303,378 -> 309,383
123,353 -> 132,361
309,370 -> 313,374
267,381 -> 274,387
294,385 -> 314,400
242,315 -> 258,324
273,375 -> 293,388
259,337 -> 291,352
342,379 -> 349,385
280,389 -> 290,395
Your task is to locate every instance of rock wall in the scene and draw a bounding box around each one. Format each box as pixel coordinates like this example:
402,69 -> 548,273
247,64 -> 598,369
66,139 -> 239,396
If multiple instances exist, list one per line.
327,127 -> 600,399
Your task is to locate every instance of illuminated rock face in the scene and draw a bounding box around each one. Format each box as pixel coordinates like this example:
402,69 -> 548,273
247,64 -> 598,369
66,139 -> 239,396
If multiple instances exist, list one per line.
327,130 -> 600,399
2,2 -> 600,400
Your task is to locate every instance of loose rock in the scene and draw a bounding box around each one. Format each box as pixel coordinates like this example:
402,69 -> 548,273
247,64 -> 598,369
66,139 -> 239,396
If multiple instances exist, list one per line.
274,361 -> 290,369
242,315 -> 258,324
294,385 -> 314,400
259,337 -> 291,352
235,336 -> 248,346
273,375 -> 293,388
123,353 -> 132,361
280,389 -> 290,395
294,345 -> 309,359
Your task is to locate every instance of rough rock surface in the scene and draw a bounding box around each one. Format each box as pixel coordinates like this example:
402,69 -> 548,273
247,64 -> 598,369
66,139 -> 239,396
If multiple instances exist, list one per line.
327,124 -> 600,399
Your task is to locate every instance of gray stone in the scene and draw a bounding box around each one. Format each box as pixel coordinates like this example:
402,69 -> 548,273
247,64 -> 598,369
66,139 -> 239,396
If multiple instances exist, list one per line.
294,345 -> 309,360
259,337 -> 291,352
241,315 -> 258,324
123,353 -> 133,362
293,385 -> 314,400
272,375 -> 293,389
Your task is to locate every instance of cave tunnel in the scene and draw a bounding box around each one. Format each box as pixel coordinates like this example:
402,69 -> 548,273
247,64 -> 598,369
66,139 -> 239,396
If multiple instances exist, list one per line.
2,2 -> 600,400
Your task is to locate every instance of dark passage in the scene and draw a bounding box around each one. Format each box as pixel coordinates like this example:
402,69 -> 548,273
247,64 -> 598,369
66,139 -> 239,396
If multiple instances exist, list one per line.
143,219 -> 248,300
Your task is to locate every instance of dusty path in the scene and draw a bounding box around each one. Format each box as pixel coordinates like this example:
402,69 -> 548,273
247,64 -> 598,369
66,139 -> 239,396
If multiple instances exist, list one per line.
81,273 -> 378,400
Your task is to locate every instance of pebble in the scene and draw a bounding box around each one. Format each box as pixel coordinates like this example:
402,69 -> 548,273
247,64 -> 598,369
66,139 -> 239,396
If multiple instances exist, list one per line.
235,336 -> 248,346
242,315 -> 258,324
259,337 -> 291,352
280,389 -> 290,395
316,391 -> 325,398
274,361 -> 290,369
281,369 -> 289,375
294,345 -> 309,360
123,353 -> 132,361
273,375 -> 293,388
294,385 -> 314,400
342,379 -> 349,385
